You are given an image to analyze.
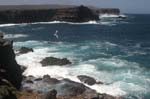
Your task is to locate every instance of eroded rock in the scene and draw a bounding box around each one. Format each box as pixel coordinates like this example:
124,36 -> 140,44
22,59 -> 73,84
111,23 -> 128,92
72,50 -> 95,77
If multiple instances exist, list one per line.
40,57 -> 71,66
77,75 -> 96,85
18,47 -> 33,54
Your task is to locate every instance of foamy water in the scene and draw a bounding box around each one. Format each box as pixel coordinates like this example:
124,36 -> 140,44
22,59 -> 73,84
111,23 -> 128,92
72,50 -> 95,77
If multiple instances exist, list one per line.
1,15 -> 150,99
4,34 -> 28,39
14,40 -> 150,97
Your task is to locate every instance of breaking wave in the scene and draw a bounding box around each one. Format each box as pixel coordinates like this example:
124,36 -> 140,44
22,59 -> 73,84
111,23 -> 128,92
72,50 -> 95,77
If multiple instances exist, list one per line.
4,34 -> 28,39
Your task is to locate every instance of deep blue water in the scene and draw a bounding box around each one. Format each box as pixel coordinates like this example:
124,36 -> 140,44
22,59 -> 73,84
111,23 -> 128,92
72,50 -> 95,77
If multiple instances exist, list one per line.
0,14 -> 150,99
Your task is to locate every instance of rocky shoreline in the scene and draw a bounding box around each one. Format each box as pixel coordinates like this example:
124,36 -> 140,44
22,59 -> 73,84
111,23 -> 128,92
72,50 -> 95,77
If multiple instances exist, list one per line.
0,5 -> 121,24
0,32 -> 123,99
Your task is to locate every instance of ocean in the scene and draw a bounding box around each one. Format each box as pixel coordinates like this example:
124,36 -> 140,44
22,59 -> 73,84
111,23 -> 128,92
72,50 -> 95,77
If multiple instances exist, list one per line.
0,14 -> 150,99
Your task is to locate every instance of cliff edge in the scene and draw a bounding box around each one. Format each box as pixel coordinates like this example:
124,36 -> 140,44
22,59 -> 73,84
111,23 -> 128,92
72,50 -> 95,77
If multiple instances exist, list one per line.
0,5 -> 120,23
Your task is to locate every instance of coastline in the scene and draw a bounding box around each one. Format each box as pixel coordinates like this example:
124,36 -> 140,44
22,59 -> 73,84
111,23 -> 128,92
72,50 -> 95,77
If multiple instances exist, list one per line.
0,5 -> 121,24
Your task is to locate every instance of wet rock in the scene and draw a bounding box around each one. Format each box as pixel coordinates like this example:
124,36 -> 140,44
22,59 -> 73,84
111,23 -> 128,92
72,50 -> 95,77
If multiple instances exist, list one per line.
18,47 -> 33,54
43,75 -> 51,82
34,78 -> 42,81
59,79 -> 87,96
77,75 -> 96,85
43,75 -> 60,84
25,80 -> 34,84
22,75 -> 35,84
96,81 -> 104,85
40,57 -> 71,66
44,89 -> 57,99
98,93 -> 122,99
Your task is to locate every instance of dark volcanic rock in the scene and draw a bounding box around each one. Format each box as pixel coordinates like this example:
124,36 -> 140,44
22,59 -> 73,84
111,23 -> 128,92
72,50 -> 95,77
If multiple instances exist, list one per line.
21,76 -> 122,99
18,47 -> 33,54
59,79 -> 87,96
98,93 -> 122,99
52,5 -> 99,22
0,33 -> 22,89
40,57 -> 71,66
0,5 -> 121,24
77,75 -> 96,85
42,75 -> 60,84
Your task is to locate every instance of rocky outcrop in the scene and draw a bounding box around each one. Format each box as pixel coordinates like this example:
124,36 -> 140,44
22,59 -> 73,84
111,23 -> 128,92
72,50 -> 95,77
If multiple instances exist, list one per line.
0,5 -> 121,23
77,75 -> 97,85
17,47 -> 33,54
21,75 -> 122,99
77,75 -> 103,85
52,5 -> 99,22
40,57 -> 71,66
21,75 -> 95,95
0,32 -> 22,89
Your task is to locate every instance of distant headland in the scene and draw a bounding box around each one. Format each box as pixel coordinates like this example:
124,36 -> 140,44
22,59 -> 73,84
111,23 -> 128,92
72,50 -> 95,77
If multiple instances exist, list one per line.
0,5 -> 121,24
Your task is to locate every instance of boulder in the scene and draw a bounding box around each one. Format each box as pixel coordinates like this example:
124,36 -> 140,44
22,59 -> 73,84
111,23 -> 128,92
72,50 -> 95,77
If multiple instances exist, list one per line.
40,57 -> 71,66
59,78 -> 87,96
44,89 -> 57,99
42,75 -> 60,84
77,75 -> 96,85
18,47 -> 33,54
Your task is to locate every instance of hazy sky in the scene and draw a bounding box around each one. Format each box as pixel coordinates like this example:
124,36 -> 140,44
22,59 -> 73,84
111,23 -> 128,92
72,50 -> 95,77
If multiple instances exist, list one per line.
0,0 -> 149,14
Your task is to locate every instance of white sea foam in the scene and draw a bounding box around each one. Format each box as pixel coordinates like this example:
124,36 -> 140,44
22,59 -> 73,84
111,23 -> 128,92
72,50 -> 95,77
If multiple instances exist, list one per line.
14,40 -> 48,47
15,40 -> 149,97
0,23 -> 28,27
99,14 -> 127,19
4,34 -> 28,39
0,24 -> 18,27
31,20 -> 99,25
0,20 -> 116,27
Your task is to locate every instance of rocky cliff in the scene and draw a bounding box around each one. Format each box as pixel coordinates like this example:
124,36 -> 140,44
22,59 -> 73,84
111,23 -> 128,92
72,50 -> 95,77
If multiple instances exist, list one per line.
0,5 -> 120,23
0,32 -> 22,89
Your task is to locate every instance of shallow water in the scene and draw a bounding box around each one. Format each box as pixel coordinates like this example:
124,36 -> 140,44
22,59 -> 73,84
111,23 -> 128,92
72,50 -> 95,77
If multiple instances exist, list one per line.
0,14 -> 150,99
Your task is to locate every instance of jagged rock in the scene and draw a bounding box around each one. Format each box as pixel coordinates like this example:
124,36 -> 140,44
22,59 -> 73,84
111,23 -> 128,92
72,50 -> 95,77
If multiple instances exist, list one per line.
43,75 -> 51,81
42,75 -> 60,84
34,78 -> 42,81
0,34 -> 22,89
96,81 -> 104,85
59,78 -> 87,96
44,89 -> 57,99
18,47 -> 33,54
40,57 -> 71,66
77,75 -> 96,85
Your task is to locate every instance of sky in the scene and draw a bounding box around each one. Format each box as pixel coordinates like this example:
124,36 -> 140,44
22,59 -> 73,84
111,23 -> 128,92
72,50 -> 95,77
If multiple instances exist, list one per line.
0,0 -> 149,14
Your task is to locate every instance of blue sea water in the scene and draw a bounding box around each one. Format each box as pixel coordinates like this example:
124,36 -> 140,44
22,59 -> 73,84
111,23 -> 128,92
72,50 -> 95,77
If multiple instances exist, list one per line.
0,14 -> 150,99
